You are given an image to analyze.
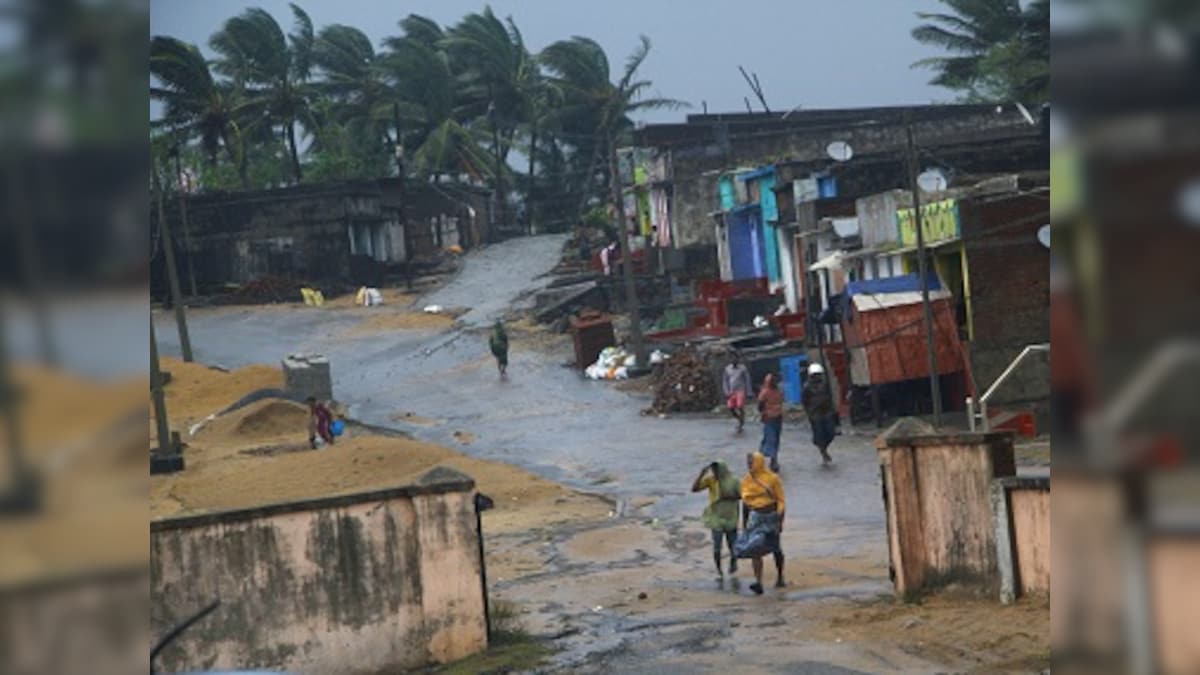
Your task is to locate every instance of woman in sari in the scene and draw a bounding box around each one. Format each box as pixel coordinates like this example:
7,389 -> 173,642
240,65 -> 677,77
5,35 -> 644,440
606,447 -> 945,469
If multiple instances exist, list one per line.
691,461 -> 742,581
740,451 -> 786,594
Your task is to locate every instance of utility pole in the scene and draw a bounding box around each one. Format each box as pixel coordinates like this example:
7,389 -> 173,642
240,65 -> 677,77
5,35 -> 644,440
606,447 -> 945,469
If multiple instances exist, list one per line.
607,133 -> 646,366
394,102 -> 413,291
488,95 -> 505,243
150,319 -> 172,458
904,111 -> 942,426
150,318 -> 184,474
153,155 -> 194,362
171,146 -> 198,297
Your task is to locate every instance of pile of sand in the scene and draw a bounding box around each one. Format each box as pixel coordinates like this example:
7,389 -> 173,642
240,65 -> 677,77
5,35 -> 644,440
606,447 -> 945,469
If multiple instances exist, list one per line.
1,364 -> 148,588
151,357 -> 612,532
153,427 -> 611,533
159,356 -> 284,427
197,398 -> 309,444
8,364 -> 145,467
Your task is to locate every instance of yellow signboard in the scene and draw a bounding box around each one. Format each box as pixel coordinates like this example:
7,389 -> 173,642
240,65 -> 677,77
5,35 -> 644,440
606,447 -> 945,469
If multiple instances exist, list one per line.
898,198 -> 960,247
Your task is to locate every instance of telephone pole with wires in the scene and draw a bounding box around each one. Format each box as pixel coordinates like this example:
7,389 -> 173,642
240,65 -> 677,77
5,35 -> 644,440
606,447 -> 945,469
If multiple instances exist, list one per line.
904,110 -> 942,426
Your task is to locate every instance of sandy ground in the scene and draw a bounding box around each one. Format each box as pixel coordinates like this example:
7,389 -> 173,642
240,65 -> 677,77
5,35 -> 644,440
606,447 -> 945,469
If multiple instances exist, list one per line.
0,365 -> 147,588
150,362 -> 611,535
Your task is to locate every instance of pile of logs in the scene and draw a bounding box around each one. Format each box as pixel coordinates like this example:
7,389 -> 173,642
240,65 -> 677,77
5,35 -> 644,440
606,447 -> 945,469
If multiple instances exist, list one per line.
651,347 -> 718,413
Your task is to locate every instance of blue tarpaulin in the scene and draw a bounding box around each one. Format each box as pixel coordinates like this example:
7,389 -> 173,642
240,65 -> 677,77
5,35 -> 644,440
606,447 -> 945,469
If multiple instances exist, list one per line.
845,273 -> 942,297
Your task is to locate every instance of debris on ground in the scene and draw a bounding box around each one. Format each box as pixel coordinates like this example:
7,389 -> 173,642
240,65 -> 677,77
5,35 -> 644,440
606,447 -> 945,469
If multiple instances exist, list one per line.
585,346 -> 636,380
650,346 -> 718,413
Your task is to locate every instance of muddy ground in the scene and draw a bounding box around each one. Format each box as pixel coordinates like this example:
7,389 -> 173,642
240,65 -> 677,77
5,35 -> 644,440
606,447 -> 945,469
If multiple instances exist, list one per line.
153,235 -> 1049,674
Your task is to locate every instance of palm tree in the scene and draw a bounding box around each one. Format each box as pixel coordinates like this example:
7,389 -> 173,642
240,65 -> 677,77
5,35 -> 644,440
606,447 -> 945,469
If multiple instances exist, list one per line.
210,4 -> 317,183
381,15 -> 494,183
311,23 -> 396,166
150,35 -> 251,188
443,7 -> 541,235
540,35 -> 684,222
541,34 -> 684,364
911,0 -> 1049,104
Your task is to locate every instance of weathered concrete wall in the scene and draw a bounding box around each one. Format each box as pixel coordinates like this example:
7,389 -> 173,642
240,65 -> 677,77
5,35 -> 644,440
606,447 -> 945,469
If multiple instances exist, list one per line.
1050,472 -> 1126,663
661,109 -> 1019,248
0,570 -> 148,675
993,476 -> 1050,603
1149,535 -> 1200,675
1009,485 -> 1051,595
150,469 -> 486,674
877,428 -> 1016,596
155,182 -> 396,292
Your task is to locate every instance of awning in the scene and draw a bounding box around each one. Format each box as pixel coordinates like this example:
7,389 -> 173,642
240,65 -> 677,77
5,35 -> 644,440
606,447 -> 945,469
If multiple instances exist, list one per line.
808,251 -> 845,272
806,249 -> 844,270
852,289 -> 953,312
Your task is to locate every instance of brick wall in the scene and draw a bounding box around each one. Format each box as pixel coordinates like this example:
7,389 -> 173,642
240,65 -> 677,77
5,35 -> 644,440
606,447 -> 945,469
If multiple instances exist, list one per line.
960,194 -> 1050,405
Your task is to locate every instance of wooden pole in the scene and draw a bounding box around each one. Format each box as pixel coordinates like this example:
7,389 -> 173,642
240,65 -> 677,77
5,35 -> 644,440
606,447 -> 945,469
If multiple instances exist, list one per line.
608,133 -> 646,366
153,156 -> 193,362
150,319 -> 172,456
393,102 -> 413,291
172,148 -> 199,297
904,111 -> 942,426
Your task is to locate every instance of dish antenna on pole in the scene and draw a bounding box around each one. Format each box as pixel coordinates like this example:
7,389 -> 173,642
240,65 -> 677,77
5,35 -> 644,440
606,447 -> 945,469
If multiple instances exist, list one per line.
1037,225 -> 1051,249
826,141 -> 853,162
917,168 -> 948,193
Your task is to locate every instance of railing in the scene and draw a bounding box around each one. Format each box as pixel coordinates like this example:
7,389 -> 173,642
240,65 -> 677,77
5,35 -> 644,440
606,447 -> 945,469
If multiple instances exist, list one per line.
967,343 -> 1050,432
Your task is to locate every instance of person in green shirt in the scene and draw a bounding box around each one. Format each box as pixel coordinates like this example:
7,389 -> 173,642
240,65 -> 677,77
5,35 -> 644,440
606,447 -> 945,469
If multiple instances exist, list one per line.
691,460 -> 742,581
488,320 -> 509,377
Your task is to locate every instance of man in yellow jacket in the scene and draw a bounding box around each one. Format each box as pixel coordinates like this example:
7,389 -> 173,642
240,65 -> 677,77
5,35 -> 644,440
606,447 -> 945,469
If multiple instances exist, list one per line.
741,451 -> 786,594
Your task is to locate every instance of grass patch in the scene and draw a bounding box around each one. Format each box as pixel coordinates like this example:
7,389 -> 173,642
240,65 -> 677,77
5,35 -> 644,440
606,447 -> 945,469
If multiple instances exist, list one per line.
431,600 -> 553,675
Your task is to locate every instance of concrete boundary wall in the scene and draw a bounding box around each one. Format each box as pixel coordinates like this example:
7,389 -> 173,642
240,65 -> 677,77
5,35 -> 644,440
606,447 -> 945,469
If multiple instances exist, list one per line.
876,424 -> 1016,597
150,467 -> 487,674
992,476 -> 1050,603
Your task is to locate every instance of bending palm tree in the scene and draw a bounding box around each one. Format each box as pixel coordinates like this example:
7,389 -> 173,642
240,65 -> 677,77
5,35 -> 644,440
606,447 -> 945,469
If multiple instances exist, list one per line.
150,35 -> 251,188
444,7 -> 541,236
911,0 -> 1048,104
541,35 -> 685,365
210,4 -> 317,183
382,15 -> 494,184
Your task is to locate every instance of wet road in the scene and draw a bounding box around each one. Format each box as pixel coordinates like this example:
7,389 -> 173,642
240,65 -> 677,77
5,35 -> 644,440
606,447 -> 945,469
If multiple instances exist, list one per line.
153,234 -> 903,672
153,235 -> 886,556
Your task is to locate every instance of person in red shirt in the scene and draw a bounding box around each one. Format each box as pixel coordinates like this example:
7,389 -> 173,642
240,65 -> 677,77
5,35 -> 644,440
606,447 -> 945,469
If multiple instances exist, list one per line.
306,396 -> 335,449
757,374 -> 785,472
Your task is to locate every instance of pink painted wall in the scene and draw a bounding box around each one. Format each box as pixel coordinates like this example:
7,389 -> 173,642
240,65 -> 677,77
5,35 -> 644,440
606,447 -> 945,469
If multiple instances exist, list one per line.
1010,487 -> 1050,595
878,430 -> 1015,595
1149,537 -> 1200,675
151,477 -> 486,674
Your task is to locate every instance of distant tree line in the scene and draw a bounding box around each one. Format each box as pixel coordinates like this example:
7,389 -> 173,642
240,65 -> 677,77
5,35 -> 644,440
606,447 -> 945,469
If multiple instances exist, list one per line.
150,4 -> 684,233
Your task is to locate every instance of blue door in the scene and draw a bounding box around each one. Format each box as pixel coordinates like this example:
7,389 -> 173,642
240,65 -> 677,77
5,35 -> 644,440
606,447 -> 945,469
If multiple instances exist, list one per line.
728,207 -> 765,280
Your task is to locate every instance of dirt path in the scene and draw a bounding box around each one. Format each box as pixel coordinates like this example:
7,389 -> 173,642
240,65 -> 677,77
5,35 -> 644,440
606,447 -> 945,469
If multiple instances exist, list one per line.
152,236 -> 1050,673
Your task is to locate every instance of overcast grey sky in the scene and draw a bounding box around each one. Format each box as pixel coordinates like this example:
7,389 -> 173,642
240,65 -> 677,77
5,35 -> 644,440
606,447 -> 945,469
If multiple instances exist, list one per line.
151,0 -> 960,123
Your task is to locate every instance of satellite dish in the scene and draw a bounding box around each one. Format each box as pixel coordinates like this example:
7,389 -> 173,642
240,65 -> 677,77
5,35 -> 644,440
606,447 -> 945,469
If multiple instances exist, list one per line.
826,141 -> 853,162
917,169 -> 948,193
1037,225 -> 1051,249
1178,178 -> 1200,225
